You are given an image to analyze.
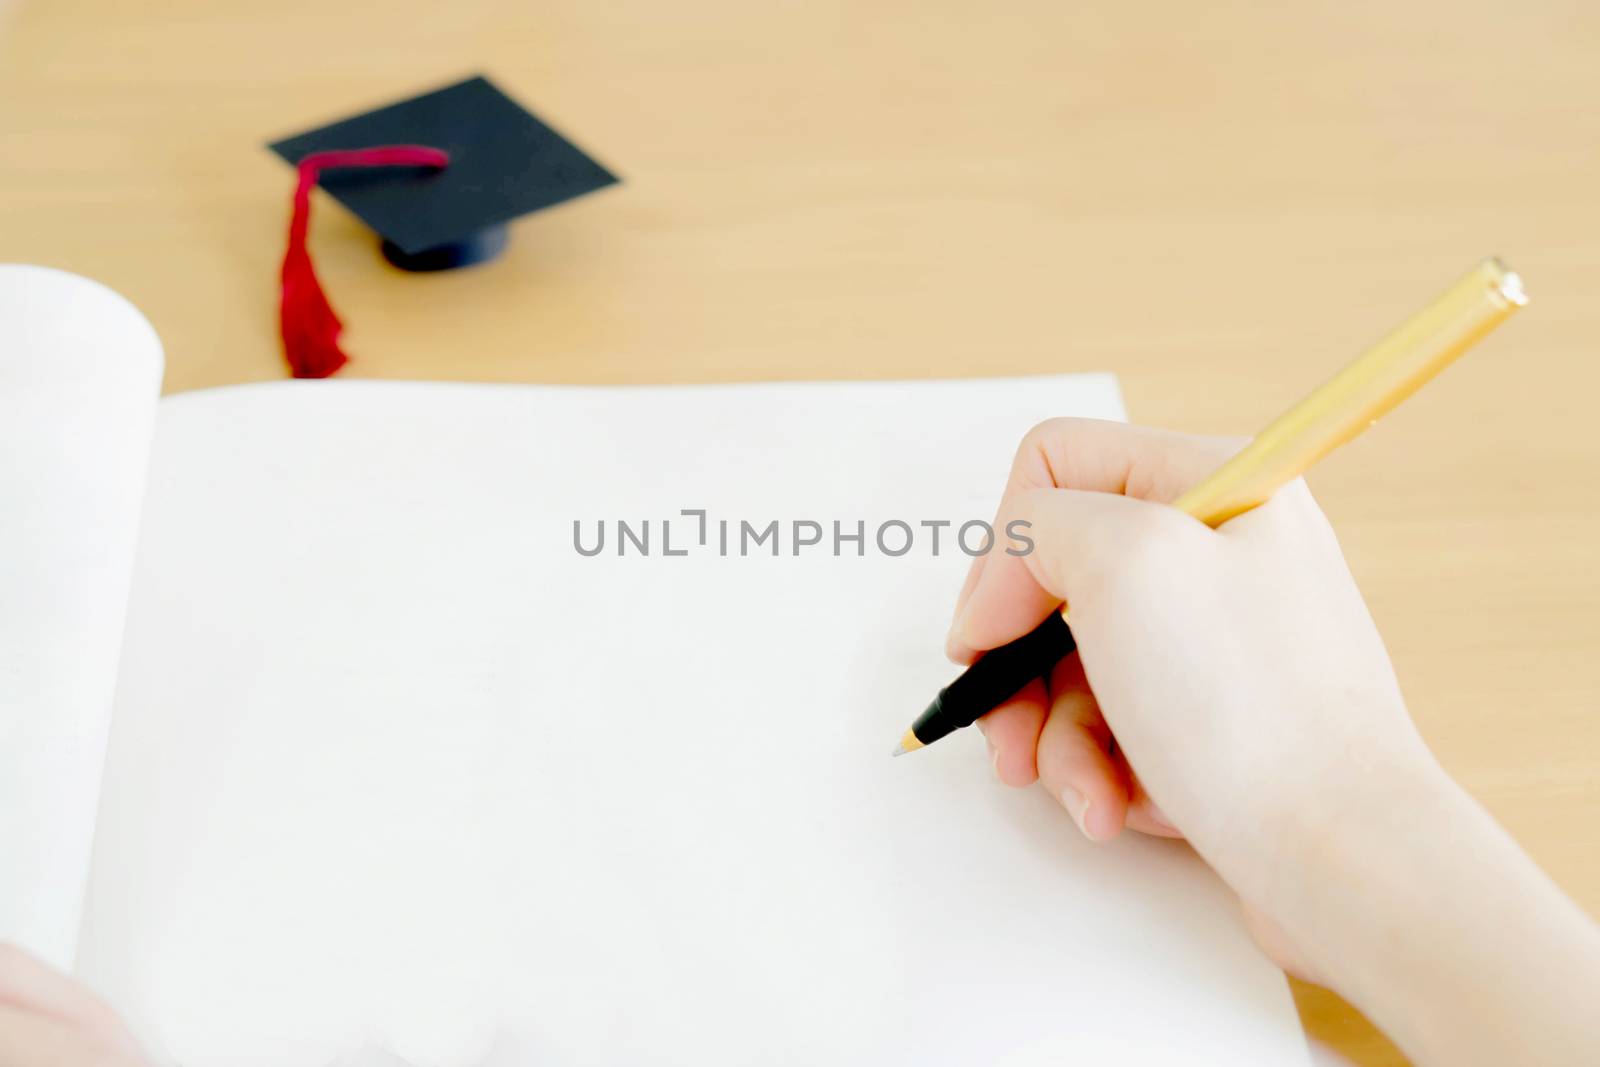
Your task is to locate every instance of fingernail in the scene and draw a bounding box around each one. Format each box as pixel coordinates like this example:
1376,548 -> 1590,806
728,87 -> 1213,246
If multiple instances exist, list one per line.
1146,802 -> 1177,833
985,735 -> 1001,779
1061,785 -> 1097,841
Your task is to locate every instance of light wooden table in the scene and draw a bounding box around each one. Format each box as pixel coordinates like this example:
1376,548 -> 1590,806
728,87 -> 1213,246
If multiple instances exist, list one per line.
5,1 -> 1598,1061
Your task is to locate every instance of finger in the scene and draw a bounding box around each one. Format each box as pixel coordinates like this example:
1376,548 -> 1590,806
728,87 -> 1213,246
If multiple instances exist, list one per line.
946,549 -> 990,665
0,945 -> 140,1054
1035,654 -> 1128,842
1000,418 -> 1244,504
977,676 -> 1048,786
946,524 -> 1062,665
0,1004 -> 90,1067
953,487 -> 1206,658
0,1004 -> 145,1065
1120,757 -> 1185,839
947,421 -> 1239,662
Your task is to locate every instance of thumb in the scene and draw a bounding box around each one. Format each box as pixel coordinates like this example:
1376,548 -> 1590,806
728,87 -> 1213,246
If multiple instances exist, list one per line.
948,487 -> 1205,658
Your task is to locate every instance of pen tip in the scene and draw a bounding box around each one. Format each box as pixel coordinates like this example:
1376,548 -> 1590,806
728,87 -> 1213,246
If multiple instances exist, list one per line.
891,728 -> 925,757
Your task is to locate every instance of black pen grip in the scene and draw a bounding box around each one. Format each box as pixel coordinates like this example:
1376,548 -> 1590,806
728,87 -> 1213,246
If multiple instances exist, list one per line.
909,612 -> 1076,747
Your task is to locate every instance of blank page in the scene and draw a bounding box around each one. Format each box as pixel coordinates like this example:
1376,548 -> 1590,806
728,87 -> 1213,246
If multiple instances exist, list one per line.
79,376 -> 1309,1066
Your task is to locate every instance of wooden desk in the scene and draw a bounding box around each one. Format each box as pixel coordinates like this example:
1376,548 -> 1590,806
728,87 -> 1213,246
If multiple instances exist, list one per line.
5,1 -> 1598,1061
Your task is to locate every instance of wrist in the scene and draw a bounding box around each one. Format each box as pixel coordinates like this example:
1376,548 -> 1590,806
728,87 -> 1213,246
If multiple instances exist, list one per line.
1242,738 -> 1450,931
1271,753 -> 1466,976
1267,755 -> 1600,1064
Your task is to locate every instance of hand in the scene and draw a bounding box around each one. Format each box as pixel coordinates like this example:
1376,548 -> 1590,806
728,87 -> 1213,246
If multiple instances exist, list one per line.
0,944 -> 148,1067
948,419 -> 1441,977
949,419 -> 1600,1066
953,420 -> 1428,876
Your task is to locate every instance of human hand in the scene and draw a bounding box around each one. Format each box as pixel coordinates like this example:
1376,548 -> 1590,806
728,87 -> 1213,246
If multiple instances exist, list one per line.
0,944 -> 148,1067
948,418 -> 1439,976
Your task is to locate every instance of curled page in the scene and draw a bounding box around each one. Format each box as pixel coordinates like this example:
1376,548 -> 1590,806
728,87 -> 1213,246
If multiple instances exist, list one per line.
0,266 -> 162,968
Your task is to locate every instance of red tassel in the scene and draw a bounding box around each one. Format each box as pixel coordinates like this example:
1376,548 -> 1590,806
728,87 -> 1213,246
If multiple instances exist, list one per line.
280,146 -> 449,378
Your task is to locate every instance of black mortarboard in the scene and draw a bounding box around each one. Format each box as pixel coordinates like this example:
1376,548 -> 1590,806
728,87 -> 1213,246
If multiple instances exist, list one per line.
270,74 -> 619,272
266,74 -> 618,378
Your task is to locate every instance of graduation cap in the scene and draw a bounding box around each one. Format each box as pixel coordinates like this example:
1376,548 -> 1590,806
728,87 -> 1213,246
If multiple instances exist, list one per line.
268,75 -> 618,378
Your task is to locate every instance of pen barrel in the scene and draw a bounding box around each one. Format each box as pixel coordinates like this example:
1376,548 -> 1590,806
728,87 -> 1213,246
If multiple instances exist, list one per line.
900,258 -> 1527,756
1173,258 -> 1526,527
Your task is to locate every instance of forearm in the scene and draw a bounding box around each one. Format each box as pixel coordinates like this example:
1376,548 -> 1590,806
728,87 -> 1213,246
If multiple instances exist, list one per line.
1286,762 -> 1600,1065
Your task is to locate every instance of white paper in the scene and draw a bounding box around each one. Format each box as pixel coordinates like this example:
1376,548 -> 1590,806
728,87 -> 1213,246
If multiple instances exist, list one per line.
80,375 -> 1308,1066
0,266 -> 162,968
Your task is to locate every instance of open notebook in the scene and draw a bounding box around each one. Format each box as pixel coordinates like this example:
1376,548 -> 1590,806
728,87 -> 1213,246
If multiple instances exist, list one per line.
2,266 -> 1310,1066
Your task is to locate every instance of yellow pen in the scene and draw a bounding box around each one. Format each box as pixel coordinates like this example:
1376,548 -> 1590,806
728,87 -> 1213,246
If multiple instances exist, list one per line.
894,258 -> 1527,756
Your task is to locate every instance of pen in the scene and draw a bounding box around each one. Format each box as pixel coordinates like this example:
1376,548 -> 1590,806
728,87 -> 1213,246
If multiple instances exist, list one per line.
893,257 -> 1528,757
